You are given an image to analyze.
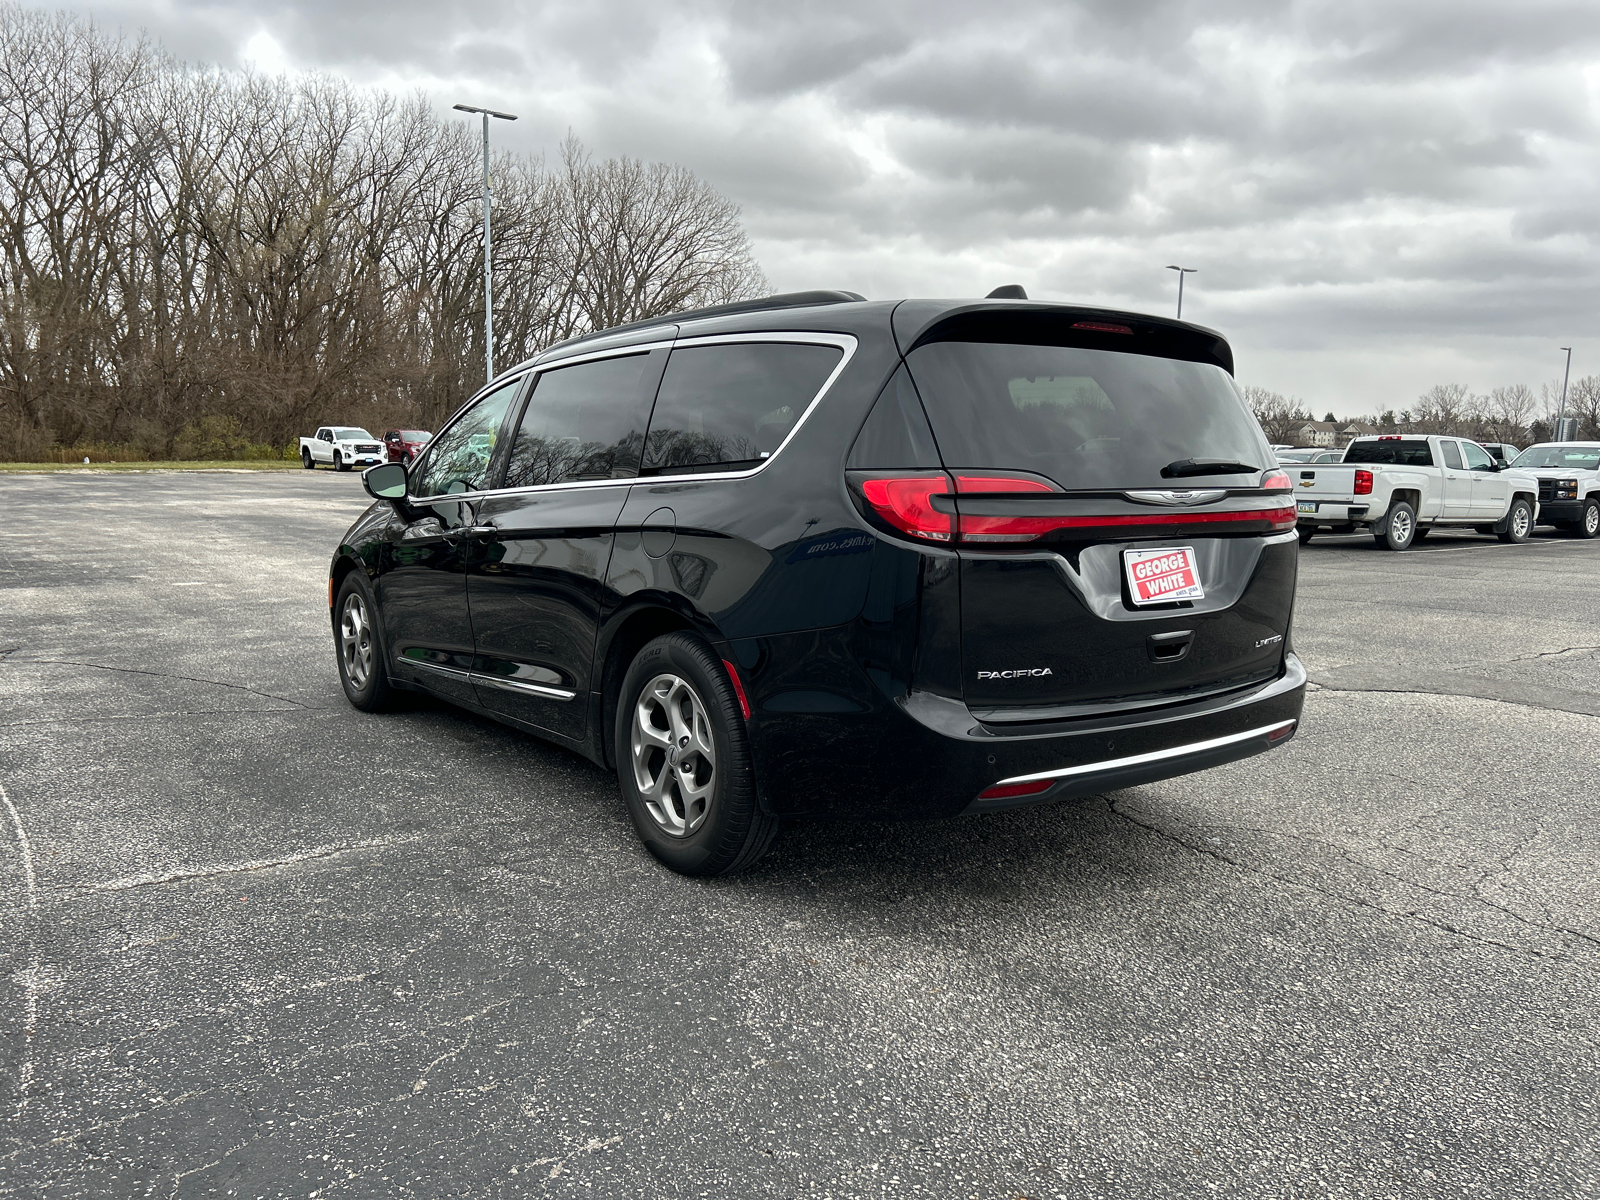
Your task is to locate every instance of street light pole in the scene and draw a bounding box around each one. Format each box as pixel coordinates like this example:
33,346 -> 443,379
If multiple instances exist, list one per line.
1165,265 -> 1197,319
1557,346 -> 1573,436
453,103 -> 518,384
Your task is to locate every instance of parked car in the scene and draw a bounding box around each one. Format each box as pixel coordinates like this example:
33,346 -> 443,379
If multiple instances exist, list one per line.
383,429 -> 432,464
1277,449 -> 1341,464
300,427 -> 386,471
329,290 -> 1305,875
1291,435 -> 1540,549
1508,442 -> 1600,538
1478,441 -> 1521,468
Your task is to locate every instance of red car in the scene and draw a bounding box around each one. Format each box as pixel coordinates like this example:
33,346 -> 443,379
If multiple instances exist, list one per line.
383,429 -> 431,464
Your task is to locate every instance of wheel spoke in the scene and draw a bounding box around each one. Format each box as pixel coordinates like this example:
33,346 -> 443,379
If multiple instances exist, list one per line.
630,671 -> 717,838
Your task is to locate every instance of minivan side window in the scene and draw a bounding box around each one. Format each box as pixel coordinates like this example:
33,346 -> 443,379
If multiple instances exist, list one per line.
411,377 -> 522,497
502,352 -> 658,488
642,342 -> 843,475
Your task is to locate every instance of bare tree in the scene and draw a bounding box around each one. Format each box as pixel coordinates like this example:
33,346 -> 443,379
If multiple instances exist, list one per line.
1240,385 -> 1309,444
0,6 -> 770,459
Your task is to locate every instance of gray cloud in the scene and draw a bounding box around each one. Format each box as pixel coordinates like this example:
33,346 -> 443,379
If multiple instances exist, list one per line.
73,0 -> 1600,410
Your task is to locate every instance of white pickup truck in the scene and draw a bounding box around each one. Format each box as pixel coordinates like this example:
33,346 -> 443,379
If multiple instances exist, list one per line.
1509,442 -> 1600,539
299,427 -> 387,472
1292,435 -> 1540,550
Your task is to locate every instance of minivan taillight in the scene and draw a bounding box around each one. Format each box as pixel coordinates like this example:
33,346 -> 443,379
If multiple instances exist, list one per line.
1261,469 -> 1292,492
1354,469 -> 1373,495
858,474 -> 955,541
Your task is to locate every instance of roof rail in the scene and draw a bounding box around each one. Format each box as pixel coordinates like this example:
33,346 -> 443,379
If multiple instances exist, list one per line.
546,289 -> 867,353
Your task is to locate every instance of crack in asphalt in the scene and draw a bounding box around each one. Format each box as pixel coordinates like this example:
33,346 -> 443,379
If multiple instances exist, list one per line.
0,657 -> 314,710
81,837 -> 422,896
1105,796 -> 1600,971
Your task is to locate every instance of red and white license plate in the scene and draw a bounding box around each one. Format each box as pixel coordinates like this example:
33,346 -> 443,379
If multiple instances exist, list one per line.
1124,546 -> 1205,605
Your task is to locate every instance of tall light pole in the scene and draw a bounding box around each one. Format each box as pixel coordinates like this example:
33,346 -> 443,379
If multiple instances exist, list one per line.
1557,346 -> 1573,438
453,103 -> 518,384
1165,265 -> 1197,319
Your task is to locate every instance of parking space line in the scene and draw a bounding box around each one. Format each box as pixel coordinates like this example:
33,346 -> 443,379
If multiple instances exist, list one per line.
1,781 -> 39,1115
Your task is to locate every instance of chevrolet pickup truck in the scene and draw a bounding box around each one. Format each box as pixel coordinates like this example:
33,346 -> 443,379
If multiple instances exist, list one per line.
1509,441 -> 1600,538
299,427 -> 387,471
1292,435 -> 1540,550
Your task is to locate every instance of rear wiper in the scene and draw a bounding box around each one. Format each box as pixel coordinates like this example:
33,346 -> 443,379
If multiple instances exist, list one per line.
1161,458 -> 1259,478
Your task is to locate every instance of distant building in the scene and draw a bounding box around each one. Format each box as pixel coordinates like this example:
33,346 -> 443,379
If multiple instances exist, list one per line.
1338,422 -> 1379,446
1288,420 -> 1340,447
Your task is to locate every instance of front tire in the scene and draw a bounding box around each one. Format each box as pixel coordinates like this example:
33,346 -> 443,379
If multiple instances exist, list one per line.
1498,498 -> 1534,543
1576,499 -> 1600,539
615,633 -> 779,876
335,453 -> 350,472
334,572 -> 397,712
1374,501 -> 1417,551
1297,526 -> 1315,545
301,449 -> 315,469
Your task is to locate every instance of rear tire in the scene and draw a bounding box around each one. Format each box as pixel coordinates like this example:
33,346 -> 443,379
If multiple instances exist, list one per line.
1498,498 -> 1534,543
301,449 -> 314,469
1412,525 -> 1430,542
615,633 -> 779,876
1374,501 -> 1417,551
334,572 -> 397,712
1297,526 -> 1315,545
1576,499 -> 1600,539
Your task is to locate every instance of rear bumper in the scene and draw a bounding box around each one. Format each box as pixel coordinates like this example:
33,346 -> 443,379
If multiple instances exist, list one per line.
735,630 -> 1307,820
1296,502 -> 1368,524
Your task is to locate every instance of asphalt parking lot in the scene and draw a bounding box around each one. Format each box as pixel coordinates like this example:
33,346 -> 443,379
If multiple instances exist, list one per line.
1,471 -> 1597,1199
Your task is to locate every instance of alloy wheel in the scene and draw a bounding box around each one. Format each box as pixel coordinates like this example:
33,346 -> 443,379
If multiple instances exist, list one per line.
340,591 -> 373,689
1586,504 -> 1599,536
1390,508 -> 1413,546
1512,504 -> 1531,539
631,673 -> 717,837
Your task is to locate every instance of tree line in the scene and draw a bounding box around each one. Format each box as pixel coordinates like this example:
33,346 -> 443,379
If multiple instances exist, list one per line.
0,6 -> 767,460
1244,378 -> 1600,447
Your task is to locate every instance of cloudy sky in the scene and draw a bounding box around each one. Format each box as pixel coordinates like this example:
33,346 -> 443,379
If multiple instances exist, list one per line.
74,0 -> 1600,413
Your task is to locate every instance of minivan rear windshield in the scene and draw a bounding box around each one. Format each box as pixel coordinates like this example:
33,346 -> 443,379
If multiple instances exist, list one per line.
1342,439 -> 1434,466
904,342 -> 1266,490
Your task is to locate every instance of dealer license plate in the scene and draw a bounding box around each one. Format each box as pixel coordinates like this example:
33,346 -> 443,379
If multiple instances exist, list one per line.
1124,546 -> 1205,606
1297,501 -> 1318,514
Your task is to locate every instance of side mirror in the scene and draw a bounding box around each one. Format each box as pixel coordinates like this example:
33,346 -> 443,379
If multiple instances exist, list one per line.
364,461 -> 408,501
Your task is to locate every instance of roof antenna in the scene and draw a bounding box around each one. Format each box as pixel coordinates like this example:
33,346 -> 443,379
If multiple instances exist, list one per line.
986,284 -> 1027,300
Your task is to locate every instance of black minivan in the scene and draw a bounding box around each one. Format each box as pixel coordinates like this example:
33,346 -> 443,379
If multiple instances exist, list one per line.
332,291 -> 1305,875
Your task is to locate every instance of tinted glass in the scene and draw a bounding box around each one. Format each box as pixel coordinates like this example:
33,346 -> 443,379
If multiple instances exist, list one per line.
1343,439 -> 1434,466
411,378 -> 522,497
503,353 -> 655,488
643,343 -> 843,474
1511,445 -> 1599,470
1461,442 -> 1495,470
333,428 -> 373,440
1440,440 -> 1464,469
905,342 -> 1266,489
846,364 -> 942,469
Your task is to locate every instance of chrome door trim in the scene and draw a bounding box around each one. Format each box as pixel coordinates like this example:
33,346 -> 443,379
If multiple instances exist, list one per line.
473,674 -> 577,702
409,659 -> 471,682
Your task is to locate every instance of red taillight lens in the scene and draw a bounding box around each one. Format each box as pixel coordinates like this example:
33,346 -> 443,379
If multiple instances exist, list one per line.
1070,321 -> 1133,334
1267,720 -> 1297,743
977,778 -> 1054,801
954,475 -> 1055,494
859,475 -> 954,541
959,502 -> 1298,541
1261,469 -> 1292,492
1354,469 -> 1373,495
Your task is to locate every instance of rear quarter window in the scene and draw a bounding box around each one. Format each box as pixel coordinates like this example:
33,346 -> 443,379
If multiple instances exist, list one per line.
642,342 -> 843,475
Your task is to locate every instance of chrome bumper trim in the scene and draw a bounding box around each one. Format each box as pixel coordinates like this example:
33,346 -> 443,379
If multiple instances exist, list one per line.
992,719 -> 1297,787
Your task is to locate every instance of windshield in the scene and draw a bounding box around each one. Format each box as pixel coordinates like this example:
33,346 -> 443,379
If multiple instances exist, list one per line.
1511,445 -> 1600,470
905,342 -> 1267,489
332,428 -> 374,440
400,430 -> 430,440
1277,450 -> 1321,462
